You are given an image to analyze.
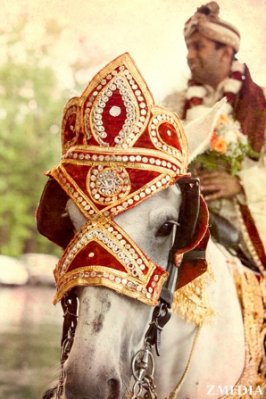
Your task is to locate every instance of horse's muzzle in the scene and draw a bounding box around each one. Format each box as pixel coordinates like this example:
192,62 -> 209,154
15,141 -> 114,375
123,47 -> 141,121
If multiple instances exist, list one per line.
64,376 -> 122,399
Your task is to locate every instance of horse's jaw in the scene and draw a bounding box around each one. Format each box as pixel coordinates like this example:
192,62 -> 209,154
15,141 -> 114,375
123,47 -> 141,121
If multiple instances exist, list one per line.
63,286 -> 153,399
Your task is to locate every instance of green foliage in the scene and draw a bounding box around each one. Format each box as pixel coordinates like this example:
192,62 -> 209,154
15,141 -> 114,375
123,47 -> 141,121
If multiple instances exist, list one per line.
0,19 -> 69,256
190,142 -> 259,176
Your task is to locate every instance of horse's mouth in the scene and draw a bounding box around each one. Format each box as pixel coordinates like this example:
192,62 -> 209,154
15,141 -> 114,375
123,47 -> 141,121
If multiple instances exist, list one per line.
58,381 -> 125,399
107,378 -> 121,399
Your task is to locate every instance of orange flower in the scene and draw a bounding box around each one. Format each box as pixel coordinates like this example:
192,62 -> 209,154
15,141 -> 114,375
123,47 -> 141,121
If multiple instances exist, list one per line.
218,114 -> 229,124
210,131 -> 218,149
212,137 -> 228,153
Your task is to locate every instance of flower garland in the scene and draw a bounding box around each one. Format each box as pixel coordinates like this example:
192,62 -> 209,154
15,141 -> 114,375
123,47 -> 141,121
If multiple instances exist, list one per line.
185,61 -> 258,174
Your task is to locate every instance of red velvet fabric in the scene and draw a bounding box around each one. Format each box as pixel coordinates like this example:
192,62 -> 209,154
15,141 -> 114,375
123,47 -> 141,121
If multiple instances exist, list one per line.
102,90 -> 127,144
234,65 -> 266,154
176,230 -> 209,289
175,196 -> 209,256
158,122 -> 182,151
67,241 -> 126,273
239,204 -> 266,268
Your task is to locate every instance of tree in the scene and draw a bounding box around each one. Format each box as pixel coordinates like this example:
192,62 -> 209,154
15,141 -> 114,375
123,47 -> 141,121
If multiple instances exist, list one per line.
0,18 -> 69,256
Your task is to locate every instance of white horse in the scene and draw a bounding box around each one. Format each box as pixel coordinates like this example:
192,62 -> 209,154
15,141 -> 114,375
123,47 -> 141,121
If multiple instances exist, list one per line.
48,104 -> 264,399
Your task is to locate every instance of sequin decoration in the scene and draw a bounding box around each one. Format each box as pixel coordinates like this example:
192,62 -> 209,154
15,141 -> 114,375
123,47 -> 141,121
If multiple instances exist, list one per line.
83,67 -> 151,148
149,108 -> 187,163
87,165 -> 131,205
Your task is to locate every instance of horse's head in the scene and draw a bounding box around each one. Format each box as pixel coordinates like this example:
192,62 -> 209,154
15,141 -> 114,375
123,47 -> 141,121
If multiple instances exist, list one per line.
37,53 -> 223,399
63,185 -> 181,398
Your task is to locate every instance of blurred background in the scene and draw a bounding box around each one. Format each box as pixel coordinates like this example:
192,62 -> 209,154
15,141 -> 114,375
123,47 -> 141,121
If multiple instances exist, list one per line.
0,0 -> 265,398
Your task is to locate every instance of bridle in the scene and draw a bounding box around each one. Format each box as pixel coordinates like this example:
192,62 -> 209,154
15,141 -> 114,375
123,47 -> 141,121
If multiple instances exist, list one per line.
127,177 -> 204,399
42,177 -> 206,399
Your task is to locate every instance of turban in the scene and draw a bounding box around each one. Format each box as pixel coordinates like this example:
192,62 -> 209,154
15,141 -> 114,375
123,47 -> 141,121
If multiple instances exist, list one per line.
184,2 -> 240,52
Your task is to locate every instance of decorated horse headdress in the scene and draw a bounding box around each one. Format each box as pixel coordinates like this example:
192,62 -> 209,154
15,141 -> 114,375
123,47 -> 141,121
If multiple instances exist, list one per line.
37,53 -> 209,306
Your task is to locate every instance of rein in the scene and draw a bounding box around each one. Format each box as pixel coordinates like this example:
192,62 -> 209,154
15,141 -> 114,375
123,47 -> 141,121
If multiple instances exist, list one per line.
127,271 -> 178,399
57,294 -> 78,399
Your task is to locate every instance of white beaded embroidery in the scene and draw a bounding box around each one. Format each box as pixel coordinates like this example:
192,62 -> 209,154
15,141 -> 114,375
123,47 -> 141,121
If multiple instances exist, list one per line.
83,68 -> 149,148
59,223 -> 146,280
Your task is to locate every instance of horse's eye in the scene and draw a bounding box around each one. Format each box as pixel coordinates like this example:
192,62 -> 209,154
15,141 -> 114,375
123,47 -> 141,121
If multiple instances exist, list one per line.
156,222 -> 174,237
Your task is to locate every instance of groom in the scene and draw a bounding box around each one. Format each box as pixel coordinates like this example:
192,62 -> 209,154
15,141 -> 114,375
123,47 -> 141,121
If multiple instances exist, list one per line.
164,2 -> 266,272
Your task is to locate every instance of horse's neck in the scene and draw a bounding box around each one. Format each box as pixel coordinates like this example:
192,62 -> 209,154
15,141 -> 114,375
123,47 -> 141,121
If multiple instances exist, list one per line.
155,240 -> 245,399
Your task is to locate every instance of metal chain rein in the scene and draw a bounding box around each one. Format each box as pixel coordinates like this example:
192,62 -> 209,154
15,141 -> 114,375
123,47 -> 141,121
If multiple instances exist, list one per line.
127,259 -> 179,399
56,291 -> 78,399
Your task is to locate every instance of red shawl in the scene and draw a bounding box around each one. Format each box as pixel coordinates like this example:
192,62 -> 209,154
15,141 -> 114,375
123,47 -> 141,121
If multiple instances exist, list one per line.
235,64 -> 266,154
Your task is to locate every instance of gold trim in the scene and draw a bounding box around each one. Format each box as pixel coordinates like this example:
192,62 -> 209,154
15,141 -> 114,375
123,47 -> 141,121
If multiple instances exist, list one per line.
61,157 -> 181,176
54,265 -> 168,306
63,145 -> 186,169
49,165 -> 99,220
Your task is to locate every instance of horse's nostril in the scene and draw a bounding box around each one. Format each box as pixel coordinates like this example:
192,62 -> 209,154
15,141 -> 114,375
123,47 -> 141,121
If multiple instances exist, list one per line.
107,378 -> 120,399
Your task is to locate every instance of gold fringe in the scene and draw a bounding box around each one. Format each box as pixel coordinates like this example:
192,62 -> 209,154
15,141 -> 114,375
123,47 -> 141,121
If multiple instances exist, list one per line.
172,262 -> 215,325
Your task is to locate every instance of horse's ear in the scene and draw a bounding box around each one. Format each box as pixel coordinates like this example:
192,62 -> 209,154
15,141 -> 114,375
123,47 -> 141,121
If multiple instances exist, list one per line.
185,98 -> 227,162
